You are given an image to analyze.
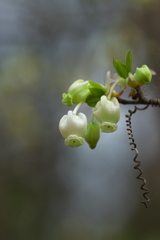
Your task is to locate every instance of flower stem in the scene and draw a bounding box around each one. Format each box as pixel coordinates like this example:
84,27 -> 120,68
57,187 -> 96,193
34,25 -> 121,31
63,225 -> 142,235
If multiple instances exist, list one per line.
90,113 -> 95,122
73,103 -> 82,114
108,79 -> 122,99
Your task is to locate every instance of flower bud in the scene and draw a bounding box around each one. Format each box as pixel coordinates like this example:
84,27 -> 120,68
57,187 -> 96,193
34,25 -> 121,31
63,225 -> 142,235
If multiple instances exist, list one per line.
85,122 -> 100,149
59,110 -> 87,147
93,96 -> 120,133
133,65 -> 152,85
68,79 -> 90,104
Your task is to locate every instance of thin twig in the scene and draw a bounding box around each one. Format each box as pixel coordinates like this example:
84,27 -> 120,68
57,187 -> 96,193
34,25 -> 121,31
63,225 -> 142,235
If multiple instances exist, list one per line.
118,87 -> 160,106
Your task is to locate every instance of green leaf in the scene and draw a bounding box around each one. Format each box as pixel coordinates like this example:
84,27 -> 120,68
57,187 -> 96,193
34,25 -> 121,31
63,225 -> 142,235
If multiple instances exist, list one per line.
85,95 -> 101,107
85,88 -> 105,107
113,59 -> 128,78
89,88 -> 105,96
125,49 -> 132,73
89,81 -> 106,93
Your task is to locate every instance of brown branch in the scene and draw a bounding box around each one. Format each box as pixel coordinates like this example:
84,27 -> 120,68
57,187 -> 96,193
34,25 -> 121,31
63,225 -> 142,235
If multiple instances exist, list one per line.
118,87 -> 160,106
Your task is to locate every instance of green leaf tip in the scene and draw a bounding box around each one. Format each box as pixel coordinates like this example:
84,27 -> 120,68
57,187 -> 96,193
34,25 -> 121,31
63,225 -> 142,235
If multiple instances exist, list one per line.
113,58 -> 128,78
125,49 -> 132,73
113,50 -> 133,79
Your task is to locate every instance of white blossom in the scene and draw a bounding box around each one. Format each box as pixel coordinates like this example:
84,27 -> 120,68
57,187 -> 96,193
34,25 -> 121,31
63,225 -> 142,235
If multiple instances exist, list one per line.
93,96 -> 120,133
59,110 -> 87,147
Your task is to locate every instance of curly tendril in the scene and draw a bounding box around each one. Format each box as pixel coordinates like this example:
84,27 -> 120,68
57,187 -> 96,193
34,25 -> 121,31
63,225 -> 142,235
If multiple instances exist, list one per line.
125,105 -> 150,208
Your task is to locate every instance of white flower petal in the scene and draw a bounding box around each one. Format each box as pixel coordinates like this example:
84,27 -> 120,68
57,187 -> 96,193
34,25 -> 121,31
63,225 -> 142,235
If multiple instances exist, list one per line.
59,110 -> 87,141
93,96 -> 120,124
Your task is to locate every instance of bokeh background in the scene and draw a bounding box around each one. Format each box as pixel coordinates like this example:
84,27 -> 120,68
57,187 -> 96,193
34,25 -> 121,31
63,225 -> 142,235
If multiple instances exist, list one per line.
1,0 -> 160,239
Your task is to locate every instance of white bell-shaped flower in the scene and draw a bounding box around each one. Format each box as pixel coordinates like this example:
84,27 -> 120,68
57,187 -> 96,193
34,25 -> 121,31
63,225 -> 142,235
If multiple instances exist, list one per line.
59,110 -> 87,147
93,96 -> 120,133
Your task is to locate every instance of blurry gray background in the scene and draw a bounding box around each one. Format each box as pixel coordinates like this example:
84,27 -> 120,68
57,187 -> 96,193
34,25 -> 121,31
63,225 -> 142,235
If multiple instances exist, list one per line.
1,0 -> 160,239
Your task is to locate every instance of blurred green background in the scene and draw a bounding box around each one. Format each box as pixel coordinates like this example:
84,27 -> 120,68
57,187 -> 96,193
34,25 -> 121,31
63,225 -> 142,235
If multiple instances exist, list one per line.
1,0 -> 160,239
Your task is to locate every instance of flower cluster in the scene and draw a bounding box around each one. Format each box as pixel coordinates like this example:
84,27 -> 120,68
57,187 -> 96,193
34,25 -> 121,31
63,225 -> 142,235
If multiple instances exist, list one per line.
59,50 -> 153,149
